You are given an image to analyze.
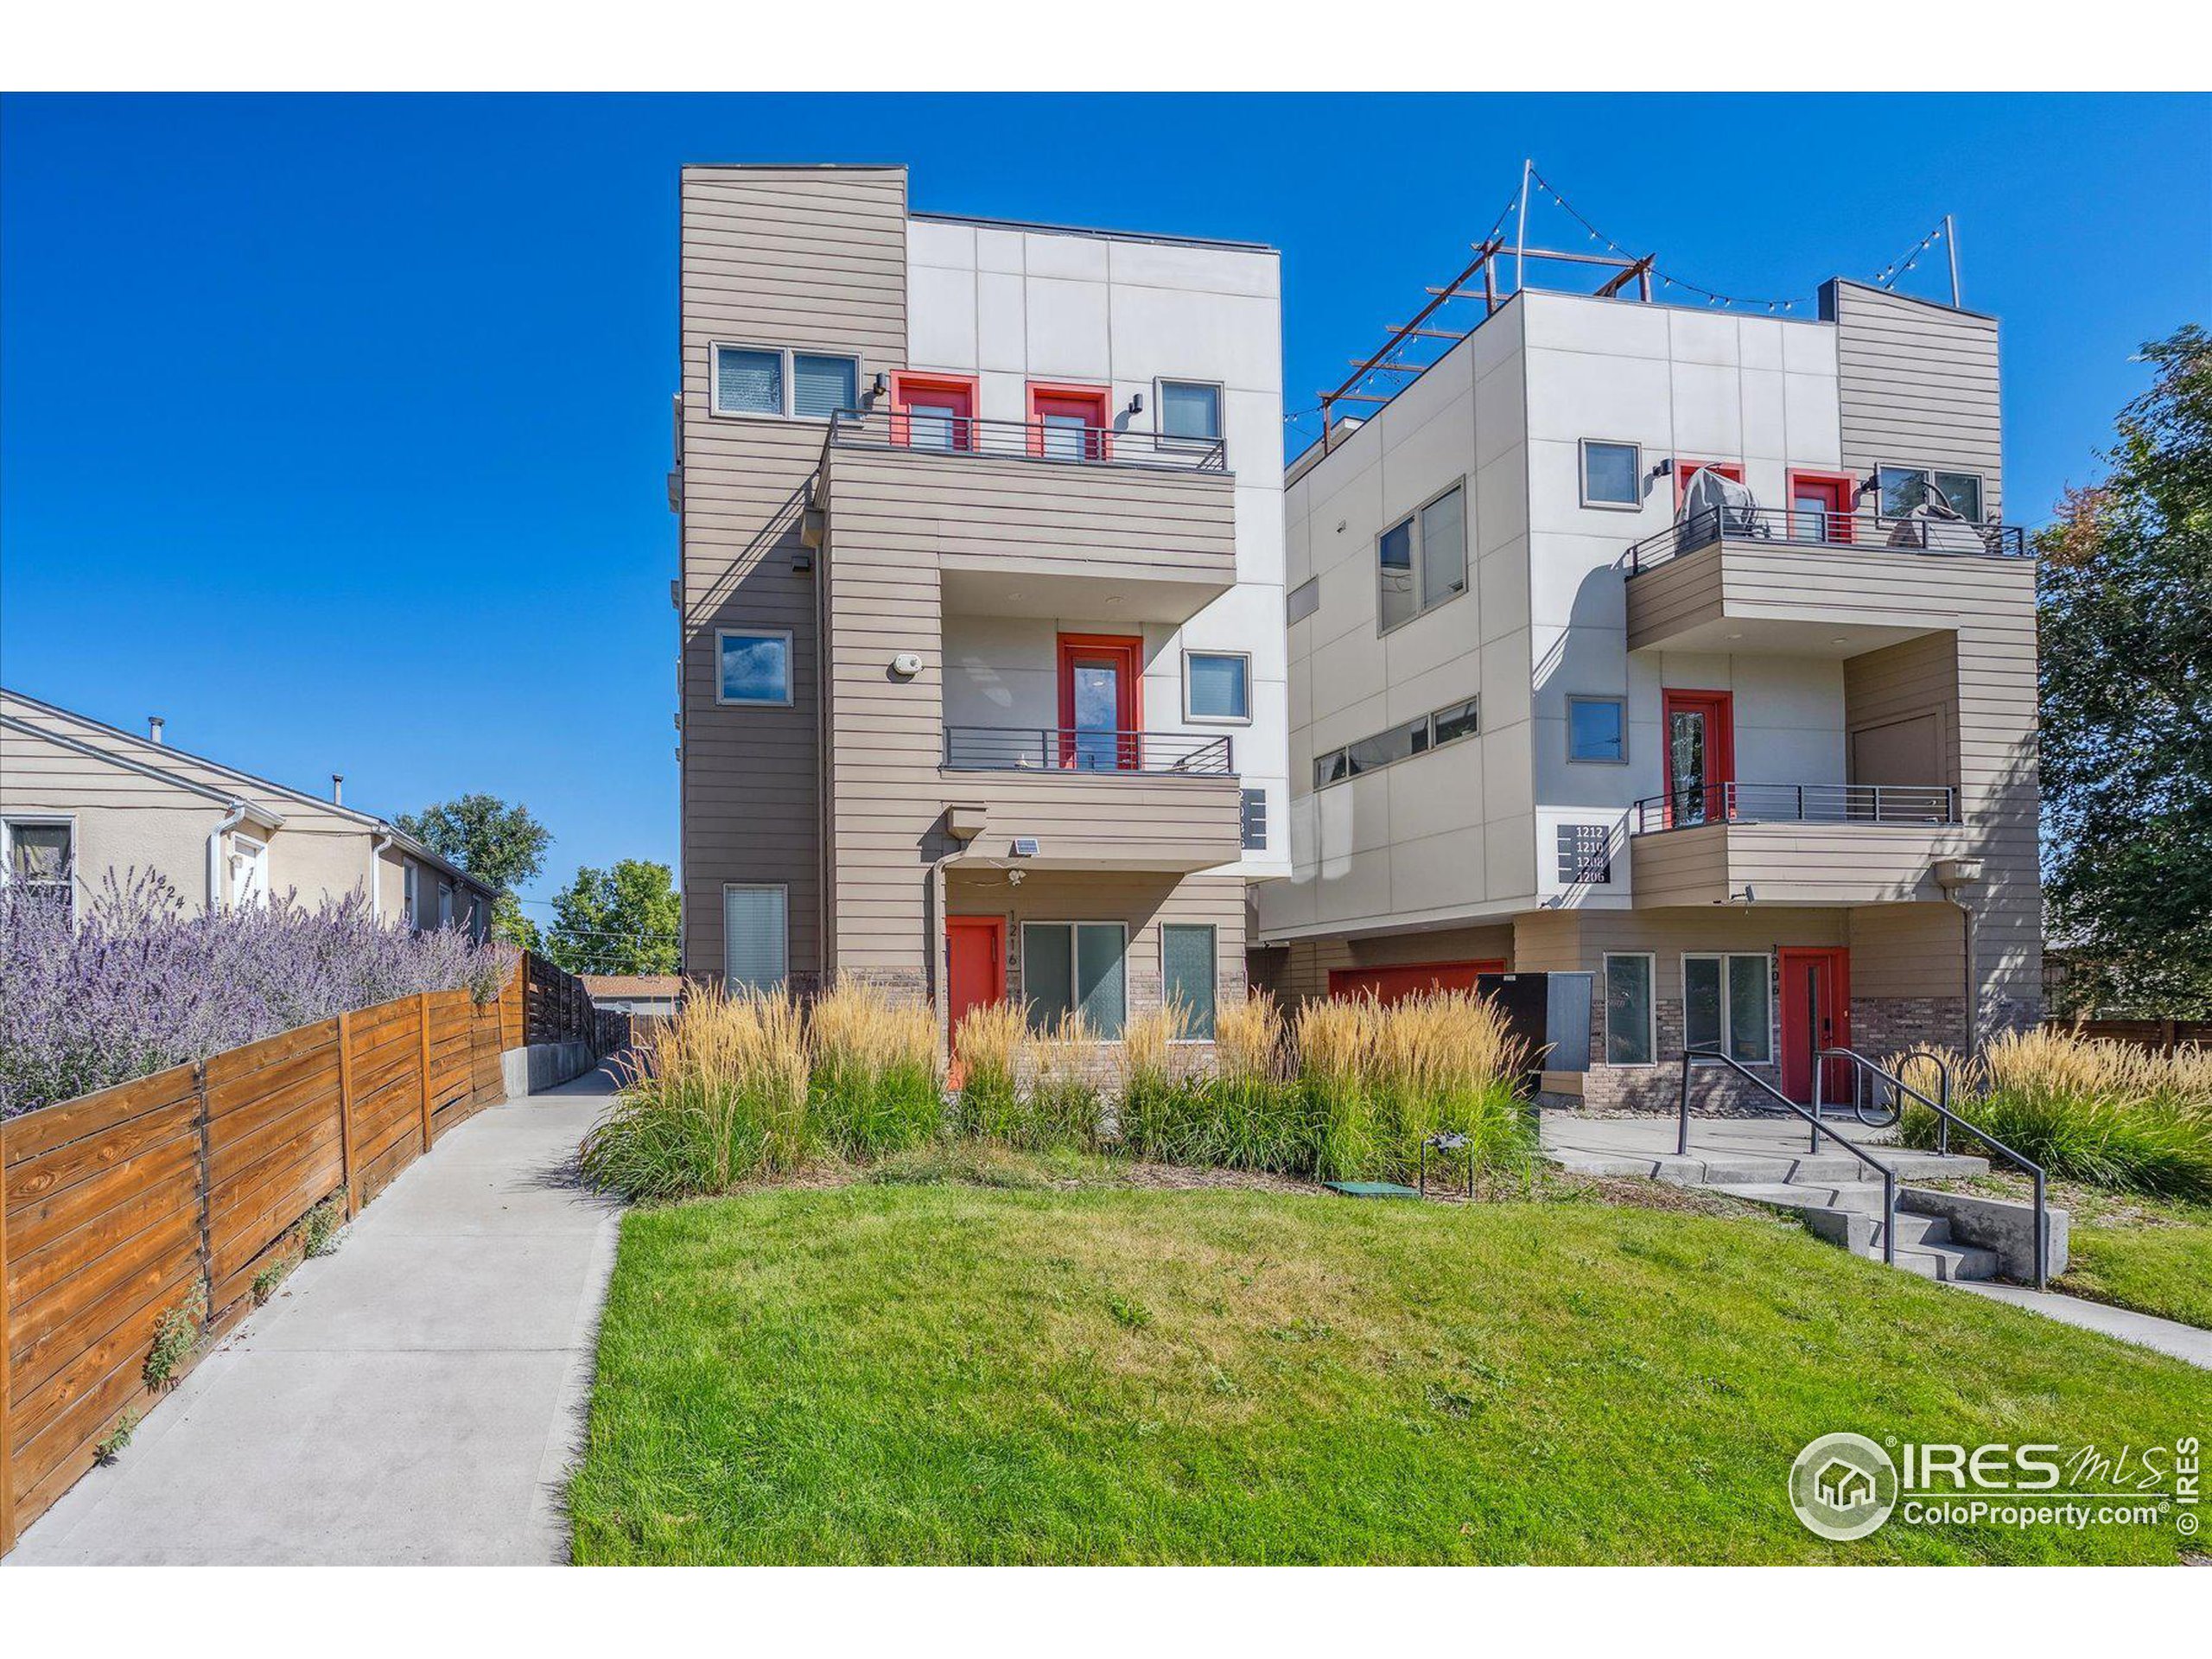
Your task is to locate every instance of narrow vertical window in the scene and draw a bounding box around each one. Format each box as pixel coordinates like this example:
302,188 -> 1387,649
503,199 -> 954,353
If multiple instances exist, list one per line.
1605,953 -> 1656,1065
1161,924 -> 1218,1040
723,885 -> 788,991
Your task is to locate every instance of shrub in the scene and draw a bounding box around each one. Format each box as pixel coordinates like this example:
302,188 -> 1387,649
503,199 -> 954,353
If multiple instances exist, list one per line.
1362,989 -> 1535,1185
807,978 -> 942,1159
578,987 -> 810,1199
0,869 -> 511,1119
1897,1029 -> 2212,1200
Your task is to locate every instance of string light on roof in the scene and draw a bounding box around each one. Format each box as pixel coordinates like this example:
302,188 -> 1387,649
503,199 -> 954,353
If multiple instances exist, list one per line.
1522,164 -> 1811,315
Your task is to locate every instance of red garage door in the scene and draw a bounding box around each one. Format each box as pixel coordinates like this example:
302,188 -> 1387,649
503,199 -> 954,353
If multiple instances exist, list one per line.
1327,959 -> 1507,1005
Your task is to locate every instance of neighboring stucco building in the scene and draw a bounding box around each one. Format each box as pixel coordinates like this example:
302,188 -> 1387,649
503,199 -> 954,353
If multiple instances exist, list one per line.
580,975 -> 682,1019
0,687 -> 496,935
1254,276 -> 2039,1109
673,164 -> 1287,1046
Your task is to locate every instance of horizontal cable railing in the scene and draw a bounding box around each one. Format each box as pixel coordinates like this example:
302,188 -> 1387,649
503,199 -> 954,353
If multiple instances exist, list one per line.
829,407 -> 1228,472
1626,506 -> 2028,573
1630,781 -> 1957,835
943,727 -> 1234,775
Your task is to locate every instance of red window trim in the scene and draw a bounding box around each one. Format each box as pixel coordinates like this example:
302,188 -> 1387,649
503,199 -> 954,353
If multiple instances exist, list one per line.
1027,380 -> 1114,461
1786,469 -> 1857,544
1057,633 -> 1143,769
1674,459 -> 1745,508
889,371 -> 980,452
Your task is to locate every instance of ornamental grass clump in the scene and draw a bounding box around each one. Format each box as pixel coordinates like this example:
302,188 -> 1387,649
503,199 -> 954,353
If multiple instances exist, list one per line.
1116,1001 -> 1213,1162
1025,1012 -> 1109,1153
579,986 -> 810,1200
1897,1028 -> 2212,1201
806,977 -> 943,1160
1363,988 -> 1535,1185
0,869 -> 511,1120
1294,996 -> 1381,1181
950,1000 -> 1027,1143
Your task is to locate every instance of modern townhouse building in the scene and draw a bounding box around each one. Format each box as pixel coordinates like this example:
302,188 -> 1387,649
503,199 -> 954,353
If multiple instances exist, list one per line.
673,165 -> 1287,1046
1253,270 -> 2038,1109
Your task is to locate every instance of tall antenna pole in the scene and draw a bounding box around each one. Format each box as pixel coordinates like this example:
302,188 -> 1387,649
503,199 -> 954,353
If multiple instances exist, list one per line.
1514,158 -> 1532,297
1943,213 -> 1961,307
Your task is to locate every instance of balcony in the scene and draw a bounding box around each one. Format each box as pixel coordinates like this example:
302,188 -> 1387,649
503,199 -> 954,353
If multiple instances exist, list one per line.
1628,781 -> 1965,908
938,726 -> 1243,874
816,410 -> 1237,625
1624,506 -> 2032,656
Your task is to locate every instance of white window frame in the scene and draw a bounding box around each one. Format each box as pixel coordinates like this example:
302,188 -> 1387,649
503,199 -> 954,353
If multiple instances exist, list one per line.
1874,461 -> 1986,525
715,627 -> 795,709
1019,919 -> 1128,1041
228,832 -> 270,912
709,341 -> 861,423
2,815 -> 78,920
1567,695 -> 1630,765
1155,378 -> 1224,449
1160,923 -> 1219,1042
1181,649 -> 1253,726
1580,439 -> 1645,511
1681,952 -> 1774,1065
1603,952 -> 1657,1068
1376,478 -> 1470,637
721,881 -> 790,992
438,878 -> 455,930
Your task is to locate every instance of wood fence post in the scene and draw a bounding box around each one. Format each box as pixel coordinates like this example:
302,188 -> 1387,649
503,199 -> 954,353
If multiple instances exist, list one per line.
2161,1018 -> 2177,1058
336,1012 -> 359,1217
194,1060 -> 214,1310
417,992 -> 435,1154
1,1117 -> 16,1557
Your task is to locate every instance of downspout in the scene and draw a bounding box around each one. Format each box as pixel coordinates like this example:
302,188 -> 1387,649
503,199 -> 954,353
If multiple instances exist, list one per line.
370,831 -> 394,918
207,802 -> 249,911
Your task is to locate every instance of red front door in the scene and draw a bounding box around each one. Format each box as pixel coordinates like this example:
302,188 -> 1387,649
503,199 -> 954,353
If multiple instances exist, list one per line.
1328,959 -> 1508,1006
1058,633 -> 1142,770
1778,947 -> 1851,1105
1662,689 -> 1736,826
1788,471 -> 1855,545
1028,382 -> 1111,461
945,917 -> 1007,1063
890,372 -> 977,451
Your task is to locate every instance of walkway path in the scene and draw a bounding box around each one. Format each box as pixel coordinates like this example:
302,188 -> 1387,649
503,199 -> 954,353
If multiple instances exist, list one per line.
8,1068 -> 622,1565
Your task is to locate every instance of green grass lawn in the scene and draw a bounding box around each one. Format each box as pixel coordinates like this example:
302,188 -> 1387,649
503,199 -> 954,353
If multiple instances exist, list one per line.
569,1177 -> 2209,1565
1932,1170 -> 2212,1331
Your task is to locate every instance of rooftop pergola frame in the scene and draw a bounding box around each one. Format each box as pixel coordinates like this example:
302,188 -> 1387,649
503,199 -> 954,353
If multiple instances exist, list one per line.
1316,236 -> 1658,454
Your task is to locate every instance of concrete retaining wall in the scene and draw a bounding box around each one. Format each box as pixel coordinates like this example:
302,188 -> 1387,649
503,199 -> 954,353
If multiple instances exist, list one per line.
1902,1187 -> 2069,1280
499,1040 -> 596,1097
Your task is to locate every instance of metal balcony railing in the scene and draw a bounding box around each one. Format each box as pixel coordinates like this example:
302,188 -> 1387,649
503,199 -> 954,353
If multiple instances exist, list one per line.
1630,782 -> 1957,835
943,727 -> 1234,775
1625,506 -> 2028,574
829,407 -> 1227,472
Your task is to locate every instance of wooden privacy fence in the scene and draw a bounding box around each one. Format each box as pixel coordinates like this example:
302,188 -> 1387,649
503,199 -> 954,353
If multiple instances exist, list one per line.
0,951 -> 635,1556
2044,1017 -> 2212,1055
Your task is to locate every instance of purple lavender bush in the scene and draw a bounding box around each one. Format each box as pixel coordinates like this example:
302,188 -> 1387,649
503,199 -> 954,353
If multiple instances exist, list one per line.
0,869 -> 513,1120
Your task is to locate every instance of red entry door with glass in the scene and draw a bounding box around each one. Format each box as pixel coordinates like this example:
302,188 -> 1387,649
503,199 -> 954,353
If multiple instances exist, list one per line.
1058,633 -> 1141,771
1662,689 -> 1736,826
1028,383 -> 1111,461
890,372 -> 976,451
1778,947 -> 1851,1104
1789,471 -> 1855,545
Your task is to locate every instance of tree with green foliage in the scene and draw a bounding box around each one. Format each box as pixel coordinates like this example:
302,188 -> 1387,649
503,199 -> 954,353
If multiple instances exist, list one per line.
395,794 -> 552,952
544,860 -> 681,976
2038,324 -> 2211,1016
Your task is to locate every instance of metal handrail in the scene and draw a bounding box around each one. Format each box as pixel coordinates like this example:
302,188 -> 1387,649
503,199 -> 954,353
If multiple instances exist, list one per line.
828,407 -> 1228,473
1678,1047 -> 1899,1266
1816,1046 -> 2049,1289
1630,782 -> 1957,834
942,726 -> 1234,776
1626,506 -> 2028,573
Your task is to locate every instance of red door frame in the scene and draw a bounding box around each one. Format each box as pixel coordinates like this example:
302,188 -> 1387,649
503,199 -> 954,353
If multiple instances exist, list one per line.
1058,633 -> 1143,769
945,916 -> 1007,1086
1674,459 -> 1744,507
1787,469 -> 1856,545
1661,689 -> 1737,825
1778,947 -> 1852,1105
1328,959 -> 1507,1005
889,371 -> 978,451
1027,380 -> 1113,461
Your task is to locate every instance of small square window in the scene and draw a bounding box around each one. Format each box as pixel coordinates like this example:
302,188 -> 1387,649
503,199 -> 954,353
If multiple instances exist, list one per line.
1185,652 -> 1250,722
1160,380 -> 1222,442
714,346 -> 783,416
717,629 -> 792,706
1934,470 -> 1984,522
1581,441 -> 1643,508
792,353 -> 859,420
1567,696 -> 1627,763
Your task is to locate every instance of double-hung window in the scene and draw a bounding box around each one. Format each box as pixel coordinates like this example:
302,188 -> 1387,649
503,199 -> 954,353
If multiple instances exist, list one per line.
723,884 -> 789,991
1683,953 -> 1772,1065
3,819 -> 74,917
1161,924 -> 1217,1039
717,628 -> 793,707
1022,921 -> 1127,1039
1878,465 -> 1985,523
711,343 -> 861,422
1376,481 -> 1468,633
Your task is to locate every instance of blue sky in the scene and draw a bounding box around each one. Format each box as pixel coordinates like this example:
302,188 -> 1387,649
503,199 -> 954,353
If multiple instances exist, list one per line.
3,93 -> 2206,916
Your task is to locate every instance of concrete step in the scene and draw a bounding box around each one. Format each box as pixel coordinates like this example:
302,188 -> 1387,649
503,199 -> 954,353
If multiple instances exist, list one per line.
1554,1149 -> 1988,1187
1710,1184 -> 1960,1256
1886,1239 -> 2002,1281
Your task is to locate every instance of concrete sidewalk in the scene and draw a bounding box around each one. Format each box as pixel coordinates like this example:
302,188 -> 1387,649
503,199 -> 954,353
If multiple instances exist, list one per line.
8,1067 -> 623,1566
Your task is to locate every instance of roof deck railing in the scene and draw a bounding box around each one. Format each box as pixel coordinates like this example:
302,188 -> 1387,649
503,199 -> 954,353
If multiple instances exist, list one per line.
1626,506 -> 2028,574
